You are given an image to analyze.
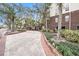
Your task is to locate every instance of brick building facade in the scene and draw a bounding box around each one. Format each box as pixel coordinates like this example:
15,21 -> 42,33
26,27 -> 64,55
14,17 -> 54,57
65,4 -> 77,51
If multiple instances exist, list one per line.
48,10 -> 79,30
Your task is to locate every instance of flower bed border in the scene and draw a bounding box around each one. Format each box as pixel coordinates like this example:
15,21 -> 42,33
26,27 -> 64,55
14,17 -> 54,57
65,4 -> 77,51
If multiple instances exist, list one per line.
41,32 -> 62,56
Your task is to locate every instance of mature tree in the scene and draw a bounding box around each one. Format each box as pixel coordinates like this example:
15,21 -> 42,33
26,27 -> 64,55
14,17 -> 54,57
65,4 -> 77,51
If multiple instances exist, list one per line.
0,4 -> 22,31
0,3 -> 29,32
0,3 -> 51,31
33,3 -> 51,30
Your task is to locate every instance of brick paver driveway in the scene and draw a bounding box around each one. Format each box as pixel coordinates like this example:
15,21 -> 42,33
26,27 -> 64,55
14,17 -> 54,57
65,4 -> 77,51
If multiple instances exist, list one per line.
4,31 -> 45,56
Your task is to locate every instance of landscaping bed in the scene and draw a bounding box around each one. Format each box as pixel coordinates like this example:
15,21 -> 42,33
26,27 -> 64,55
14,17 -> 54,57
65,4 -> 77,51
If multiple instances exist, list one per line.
5,29 -> 26,35
55,41 -> 79,56
44,30 -> 79,56
44,32 -> 54,44
42,32 -> 61,56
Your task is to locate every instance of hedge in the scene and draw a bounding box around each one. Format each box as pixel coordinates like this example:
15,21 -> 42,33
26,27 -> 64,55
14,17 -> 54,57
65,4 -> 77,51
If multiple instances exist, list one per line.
41,29 -> 53,33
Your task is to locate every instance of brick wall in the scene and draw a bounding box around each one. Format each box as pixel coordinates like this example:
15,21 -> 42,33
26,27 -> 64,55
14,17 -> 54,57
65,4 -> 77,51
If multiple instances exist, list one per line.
48,10 -> 79,30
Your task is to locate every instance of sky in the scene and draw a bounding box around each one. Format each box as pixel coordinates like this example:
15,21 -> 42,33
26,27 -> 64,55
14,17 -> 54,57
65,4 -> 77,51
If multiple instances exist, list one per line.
22,3 -> 33,8
0,3 -> 34,25
0,3 -> 39,25
22,3 -> 39,21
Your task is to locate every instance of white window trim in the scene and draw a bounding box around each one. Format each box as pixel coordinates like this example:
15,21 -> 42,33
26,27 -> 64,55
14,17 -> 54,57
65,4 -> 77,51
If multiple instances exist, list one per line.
65,15 -> 69,22
55,17 -> 58,23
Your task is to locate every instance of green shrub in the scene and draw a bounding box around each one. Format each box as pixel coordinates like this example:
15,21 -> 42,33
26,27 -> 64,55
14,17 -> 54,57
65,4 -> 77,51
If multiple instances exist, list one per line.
44,32 -> 53,40
60,29 -> 79,43
55,42 -> 79,56
41,29 -> 53,33
56,43 -> 73,56
44,32 -> 53,44
49,29 -> 53,33
41,28 -> 47,32
17,29 -> 26,32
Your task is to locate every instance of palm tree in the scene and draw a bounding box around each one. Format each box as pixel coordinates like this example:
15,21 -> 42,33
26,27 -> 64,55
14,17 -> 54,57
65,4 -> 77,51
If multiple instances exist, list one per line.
0,4 -> 17,31
0,4 -> 15,31
0,3 -> 27,32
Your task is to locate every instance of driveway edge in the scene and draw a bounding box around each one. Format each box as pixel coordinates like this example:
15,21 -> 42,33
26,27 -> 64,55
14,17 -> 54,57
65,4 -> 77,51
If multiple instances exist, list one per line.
41,32 -> 62,56
0,36 -> 6,56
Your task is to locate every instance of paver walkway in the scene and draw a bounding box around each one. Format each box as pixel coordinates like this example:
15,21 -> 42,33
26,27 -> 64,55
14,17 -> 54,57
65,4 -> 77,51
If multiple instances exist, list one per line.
4,31 -> 45,56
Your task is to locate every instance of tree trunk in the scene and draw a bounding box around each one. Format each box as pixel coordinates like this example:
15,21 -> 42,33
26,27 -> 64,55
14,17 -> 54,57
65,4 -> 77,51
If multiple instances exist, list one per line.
11,17 -> 15,32
57,3 -> 62,40
46,18 -> 48,31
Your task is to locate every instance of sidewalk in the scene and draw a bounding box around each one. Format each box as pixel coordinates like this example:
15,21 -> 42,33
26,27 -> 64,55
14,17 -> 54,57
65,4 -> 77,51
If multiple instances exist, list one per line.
4,31 -> 45,56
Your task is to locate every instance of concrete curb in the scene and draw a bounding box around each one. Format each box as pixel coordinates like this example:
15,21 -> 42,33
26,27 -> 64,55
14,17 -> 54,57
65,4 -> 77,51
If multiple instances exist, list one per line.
41,32 -> 62,56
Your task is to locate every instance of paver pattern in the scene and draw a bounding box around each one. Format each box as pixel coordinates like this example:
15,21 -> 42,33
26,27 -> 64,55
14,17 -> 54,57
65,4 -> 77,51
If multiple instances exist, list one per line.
4,31 -> 45,56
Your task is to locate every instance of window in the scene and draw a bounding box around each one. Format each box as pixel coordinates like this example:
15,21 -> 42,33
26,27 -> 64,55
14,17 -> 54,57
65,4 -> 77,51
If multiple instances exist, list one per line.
55,26 -> 65,29
64,3 -> 69,11
65,15 -> 69,22
62,26 -> 65,29
55,17 -> 58,23
77,26 -> 79,30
